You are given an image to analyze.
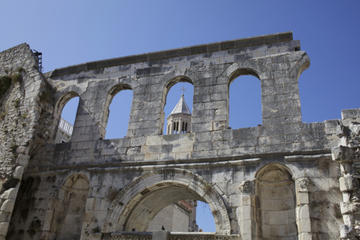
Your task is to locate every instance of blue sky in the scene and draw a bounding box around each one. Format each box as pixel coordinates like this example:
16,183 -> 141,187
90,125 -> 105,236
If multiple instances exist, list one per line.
2,0 -> 359,122
2,0 -> 360,232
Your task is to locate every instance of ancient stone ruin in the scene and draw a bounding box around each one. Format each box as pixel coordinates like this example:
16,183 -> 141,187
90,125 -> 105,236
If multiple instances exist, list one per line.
0,32 -> 359,240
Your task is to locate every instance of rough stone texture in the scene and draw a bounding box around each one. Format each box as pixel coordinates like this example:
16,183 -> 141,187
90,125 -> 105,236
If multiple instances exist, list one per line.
330,110 -> 360,239
0,32 -> 358,239
0,44 -> 53,239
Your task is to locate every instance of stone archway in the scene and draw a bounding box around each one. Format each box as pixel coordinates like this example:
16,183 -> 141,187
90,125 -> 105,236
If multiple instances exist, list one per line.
255,164 -> 297,240
52,174 -> 89,240
104,168 -> 231,234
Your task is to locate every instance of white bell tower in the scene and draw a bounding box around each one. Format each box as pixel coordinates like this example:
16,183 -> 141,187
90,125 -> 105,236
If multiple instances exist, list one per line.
166,94 -> 191,134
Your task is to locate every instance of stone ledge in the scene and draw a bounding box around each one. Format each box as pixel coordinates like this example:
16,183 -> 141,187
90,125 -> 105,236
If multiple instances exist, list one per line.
49,32 -> 294,77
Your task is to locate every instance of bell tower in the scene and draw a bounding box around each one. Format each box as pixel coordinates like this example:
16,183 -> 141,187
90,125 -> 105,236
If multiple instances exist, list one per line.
166,94 -> 191,134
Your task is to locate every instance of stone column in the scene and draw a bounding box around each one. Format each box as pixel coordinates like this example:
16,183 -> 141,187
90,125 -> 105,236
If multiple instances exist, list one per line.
295,178 -> 312,240
237,180 -> 255,240
71,97 -> 103,142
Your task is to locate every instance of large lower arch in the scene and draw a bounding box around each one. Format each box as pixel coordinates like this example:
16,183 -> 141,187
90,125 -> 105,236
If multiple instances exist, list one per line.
104,168 -> 231,234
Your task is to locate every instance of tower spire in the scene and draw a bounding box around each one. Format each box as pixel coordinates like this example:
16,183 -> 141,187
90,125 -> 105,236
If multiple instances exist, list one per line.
166,93 -> 191,134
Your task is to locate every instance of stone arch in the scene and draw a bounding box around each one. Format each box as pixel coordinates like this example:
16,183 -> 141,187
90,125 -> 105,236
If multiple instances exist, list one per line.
251,161 -> 297,180
290,52 -> 310,82
161,76 -> 193,135
255,163 -> 297,239
53,91 -> 80,141
101,83 -> 132,138
51,173 -> 90,240
225,63 -> 262,128
104,168 -> 231,234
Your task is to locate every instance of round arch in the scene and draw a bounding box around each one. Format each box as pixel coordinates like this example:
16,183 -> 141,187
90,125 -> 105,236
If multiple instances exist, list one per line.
224,62 -> 262,84
249,160 -> 304,180
54,91 -> 80,118
254,163 -> 298,239
162,75 -> 193,110
255,162 -> 294,180
225,63 -> 262,129
49,173 -> 90,240
60,172 -> 90,192
103,168 -> 231,234
101,83 -> 133,138
53,91 -> 80,141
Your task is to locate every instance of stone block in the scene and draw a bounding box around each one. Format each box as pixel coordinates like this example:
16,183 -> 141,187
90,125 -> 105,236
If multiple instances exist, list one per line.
86,198 -> 96,211
239,205 -> 252,220
339,175 -> 353,192
1,188 -> 17,200
152,231 -> 169,240
298,232 -> 313,240
296,192 -> 309,206
342,214 -> 352,226
229,194 -> 241,207
240,195 -> 251,206
341,109 -> 360,120
267,210 -> 289,225
0,222 -> 9,236
12,166 -> 24,179
297,219 -> 311,233
340,202 -> 355,214
43,209 -> 54,231
0,212 -> 10,223
296,205 -> 310,221
145,135 -> 162,146
0,200 -> 14,212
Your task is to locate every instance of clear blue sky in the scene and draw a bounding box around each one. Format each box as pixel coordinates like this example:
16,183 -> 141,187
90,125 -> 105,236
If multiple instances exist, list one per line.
2,0 -> 359,122
2,0 -> 360,232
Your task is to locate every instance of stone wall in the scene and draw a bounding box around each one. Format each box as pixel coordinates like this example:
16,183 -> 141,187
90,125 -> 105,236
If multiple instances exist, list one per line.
0,32 -> 358,239
0,44 -> 52,239
330,109 -> 360,239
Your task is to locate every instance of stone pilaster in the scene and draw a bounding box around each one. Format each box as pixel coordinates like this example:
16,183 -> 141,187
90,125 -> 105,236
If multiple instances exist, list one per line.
295,178 -> 312,240
237,180 -> 255,240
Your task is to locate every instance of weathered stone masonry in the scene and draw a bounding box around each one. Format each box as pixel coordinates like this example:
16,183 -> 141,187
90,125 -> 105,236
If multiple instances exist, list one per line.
0,32 -> 359,240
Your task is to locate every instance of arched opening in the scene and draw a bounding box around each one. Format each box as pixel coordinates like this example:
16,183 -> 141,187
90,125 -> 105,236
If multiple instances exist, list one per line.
255,164 -> 297,239
229,69 -> 261,129
104,85 -> 133,139
55,94 -> 79,143
162,77 -> 193,135
52,174 -> 89,240
105,169 -> 231,234
124,184 -> 215,233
